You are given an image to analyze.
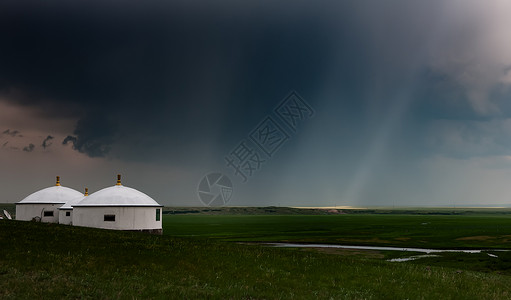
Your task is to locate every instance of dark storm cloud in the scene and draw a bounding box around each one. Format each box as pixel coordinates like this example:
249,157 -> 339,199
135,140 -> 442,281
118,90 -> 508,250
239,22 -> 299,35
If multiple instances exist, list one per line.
2,129 -> 21,137
3,0 -> 511,208
22,143 -> 35,152
41,135 -> 54,149
0,0 -> 338,162
1,0 -> 510,165
62,136 -> 77,146
63,114 -> 117,157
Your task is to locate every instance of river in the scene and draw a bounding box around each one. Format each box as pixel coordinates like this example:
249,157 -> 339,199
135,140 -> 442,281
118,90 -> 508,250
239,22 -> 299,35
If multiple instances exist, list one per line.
265,243 -> 508,262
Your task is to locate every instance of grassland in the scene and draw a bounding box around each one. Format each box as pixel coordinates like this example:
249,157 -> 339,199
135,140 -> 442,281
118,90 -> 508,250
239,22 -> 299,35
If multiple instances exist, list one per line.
163,213 -> 511,248
2,207 -> 511,299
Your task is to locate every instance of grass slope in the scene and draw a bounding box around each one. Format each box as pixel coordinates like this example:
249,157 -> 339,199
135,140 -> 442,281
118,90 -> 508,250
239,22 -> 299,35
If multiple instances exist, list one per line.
1,220 -> 511,299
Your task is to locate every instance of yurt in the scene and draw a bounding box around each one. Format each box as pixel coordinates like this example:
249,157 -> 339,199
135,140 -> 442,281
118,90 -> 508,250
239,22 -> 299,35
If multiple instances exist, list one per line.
16,176 -> 83,223
72,175 -> 163,234
58,188 -> 89,225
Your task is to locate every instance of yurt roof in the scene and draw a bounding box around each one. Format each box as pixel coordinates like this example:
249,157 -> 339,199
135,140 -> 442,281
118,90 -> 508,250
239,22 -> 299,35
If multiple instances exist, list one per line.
73,175 -> 161,207
59,188 -> 89,210
73,185 -> 161,207
17,177 -> 83,204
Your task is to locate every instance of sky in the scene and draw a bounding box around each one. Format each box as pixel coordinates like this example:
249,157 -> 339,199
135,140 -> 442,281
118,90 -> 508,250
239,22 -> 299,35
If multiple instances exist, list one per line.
2,0 -> 511,207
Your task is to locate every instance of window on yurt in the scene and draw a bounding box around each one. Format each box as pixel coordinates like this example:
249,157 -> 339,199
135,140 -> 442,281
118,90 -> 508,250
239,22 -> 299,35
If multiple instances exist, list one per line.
156,209 -> 161,221
104,214 -> 116,222
66,211 -> 71,217
43,211 -> 54,217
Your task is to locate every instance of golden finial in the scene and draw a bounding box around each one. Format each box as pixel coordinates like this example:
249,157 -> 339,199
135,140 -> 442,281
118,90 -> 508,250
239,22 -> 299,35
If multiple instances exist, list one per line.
56,176 -> 61,186
84,188 -> 89,196
116,174 -> 122,186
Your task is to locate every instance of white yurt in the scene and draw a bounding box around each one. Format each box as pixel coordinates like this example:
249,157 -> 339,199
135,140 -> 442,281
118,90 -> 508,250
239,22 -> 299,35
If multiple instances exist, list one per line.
72,175 -> 163,234
58,188 -> 89,225
16,176 -> 83,223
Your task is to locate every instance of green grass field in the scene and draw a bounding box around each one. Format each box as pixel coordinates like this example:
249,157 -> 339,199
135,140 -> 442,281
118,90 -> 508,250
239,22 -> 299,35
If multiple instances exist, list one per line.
2,207 -> 511,299
163,214 -> 511,248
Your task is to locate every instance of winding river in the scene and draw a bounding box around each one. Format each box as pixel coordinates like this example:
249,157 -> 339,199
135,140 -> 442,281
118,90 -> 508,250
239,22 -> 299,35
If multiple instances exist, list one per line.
266,243 -> 509,262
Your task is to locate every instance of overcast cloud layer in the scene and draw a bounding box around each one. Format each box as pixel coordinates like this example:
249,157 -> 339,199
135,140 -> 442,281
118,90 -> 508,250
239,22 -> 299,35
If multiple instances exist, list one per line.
1,0 -> 511,207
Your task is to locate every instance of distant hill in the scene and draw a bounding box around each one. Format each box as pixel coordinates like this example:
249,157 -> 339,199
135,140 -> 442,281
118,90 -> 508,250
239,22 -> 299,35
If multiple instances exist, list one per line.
162,206 -> 511,215
162,206 -> 349,215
